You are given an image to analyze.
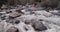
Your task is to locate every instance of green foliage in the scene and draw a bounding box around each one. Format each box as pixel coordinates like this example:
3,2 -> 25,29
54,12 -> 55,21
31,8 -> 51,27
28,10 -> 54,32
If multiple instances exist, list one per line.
39,0 -> 58,9
1,0 -> 60,9
57,0 -> 60,8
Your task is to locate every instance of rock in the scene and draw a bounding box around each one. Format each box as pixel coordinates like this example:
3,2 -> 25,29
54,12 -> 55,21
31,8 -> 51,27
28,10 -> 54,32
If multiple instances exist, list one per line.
25,20 -> 32,24
1,5 -> 8,10
6,10 -> 12,14
6,19 -> 14,24
6,9 -> 16,13
7,9 -> 23,17
6,26 -> 19,32
9,12 -> 21,18
32,21 -> 47,31
6,18 -> 20,24
6,9 -> 23,14
1,15 -> 6,20
14,20 -> 20,24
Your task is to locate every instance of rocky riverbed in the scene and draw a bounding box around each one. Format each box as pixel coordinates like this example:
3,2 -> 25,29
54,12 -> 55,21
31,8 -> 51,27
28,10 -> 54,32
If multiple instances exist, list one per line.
0,5 -> 60,32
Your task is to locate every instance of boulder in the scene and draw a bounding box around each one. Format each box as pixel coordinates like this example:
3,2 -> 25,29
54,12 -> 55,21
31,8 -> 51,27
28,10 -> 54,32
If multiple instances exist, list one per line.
6,18 -> 20,24
6,26 -> 19,32
32,21 -> 47,31
9,12 -> 21,18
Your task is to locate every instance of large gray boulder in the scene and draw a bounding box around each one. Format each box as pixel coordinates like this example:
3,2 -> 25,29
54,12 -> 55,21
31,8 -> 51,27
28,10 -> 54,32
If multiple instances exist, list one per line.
32,21 -> 47,31
6,26 -> 19,32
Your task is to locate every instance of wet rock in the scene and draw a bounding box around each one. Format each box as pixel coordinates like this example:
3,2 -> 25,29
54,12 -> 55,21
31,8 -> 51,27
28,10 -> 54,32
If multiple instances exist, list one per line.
1,15 -> 6,20
9,16 -> 15,19
9,12 -> 21,18
6,19 -> 14,24
6,11 -> 12,14
7,9 -> 24,18
39,19 -> 44,21
14,20 -> 20,24
32,21 -> 47,31
25,20 -> 31,24
6,18 -> 20,24
6,9 -> 16,14
6,26 -> 19,32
